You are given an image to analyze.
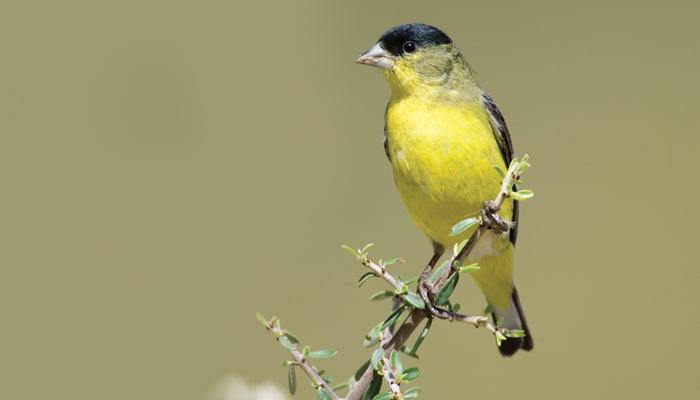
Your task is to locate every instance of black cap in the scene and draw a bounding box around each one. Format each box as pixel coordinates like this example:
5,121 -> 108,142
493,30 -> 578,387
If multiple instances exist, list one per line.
379,23 -> 453,56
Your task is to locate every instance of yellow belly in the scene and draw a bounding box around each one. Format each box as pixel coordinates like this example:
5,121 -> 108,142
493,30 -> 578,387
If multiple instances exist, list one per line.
386,96 -> 516,310
386,97 -> 513,248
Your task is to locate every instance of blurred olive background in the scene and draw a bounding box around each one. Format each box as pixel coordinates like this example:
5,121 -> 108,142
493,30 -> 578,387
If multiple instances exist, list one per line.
2,0 -> 699,399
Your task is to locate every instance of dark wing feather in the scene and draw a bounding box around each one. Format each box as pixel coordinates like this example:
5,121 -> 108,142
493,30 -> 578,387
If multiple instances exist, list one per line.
383,125 -> 391,161
481,92 -> 514,163
383,104 -> 392,161
481,92 -> 519,245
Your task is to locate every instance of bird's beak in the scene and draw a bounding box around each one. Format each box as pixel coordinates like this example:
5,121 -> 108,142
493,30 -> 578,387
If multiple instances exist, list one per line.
355,42 -> 394,69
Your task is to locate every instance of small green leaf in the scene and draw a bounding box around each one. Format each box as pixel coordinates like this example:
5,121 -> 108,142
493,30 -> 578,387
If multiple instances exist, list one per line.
404,318 -> 432,357
361,243 -> 375,255
383,257 -> 404,266
255,313 -> 268,328
394,284 -> 409,296
371,348 -> 385,372
404,275 -> 419,285
363,324 -> 381,348
458,263 -> 480,274
451,303 -> 461,312
308,349 -> 338,359
302,345 -> 311,356
402,292 -> 425,309
453,239 -> 468,256
363,337 -> 380,348
332,380 -> 350,391
404,387 -> 421,398
434,273 -> 458,306
403,367 -> 419,382
511,189 -> 534,201
389,350 -> 403,375
492,164 -> 506,178
273,317 -> 281,332
505,329 -> 526,338
509,157 -> 519,169
288,365 -> 297,395
354,360 -> 371,381
371,393 -> 393,400
483,304 -> 494,316
450,217 -> 478,236
362,372 -> 383,400
370,290 -> 394,301
429,260 -> 450,284
495,331 -> 507,347
283,330 -> 300,345
381,305 -> 406,330
400,349 -> 419,359
358,272 -> 375,287
278,336 -> 297,351
341,245 -> 359,258
317,387 -> 332,400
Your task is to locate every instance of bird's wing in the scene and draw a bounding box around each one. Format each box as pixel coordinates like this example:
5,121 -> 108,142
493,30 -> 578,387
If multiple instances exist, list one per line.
481,92 -> 519,245
383,105 -> 392,161
383,125 -> 391,161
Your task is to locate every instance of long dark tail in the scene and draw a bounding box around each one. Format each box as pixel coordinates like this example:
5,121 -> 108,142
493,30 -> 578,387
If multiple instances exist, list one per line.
495,286 -> 534,357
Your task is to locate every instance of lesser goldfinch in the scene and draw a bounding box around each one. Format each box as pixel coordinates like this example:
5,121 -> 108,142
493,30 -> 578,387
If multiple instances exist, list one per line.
356,23 -> 533,356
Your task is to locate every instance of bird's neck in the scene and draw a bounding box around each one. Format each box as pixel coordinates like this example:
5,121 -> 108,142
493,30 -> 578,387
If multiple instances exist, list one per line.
385,52 -> 482,104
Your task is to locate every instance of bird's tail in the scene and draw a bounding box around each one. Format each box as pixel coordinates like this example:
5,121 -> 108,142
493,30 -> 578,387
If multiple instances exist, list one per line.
493,286 -> 534,356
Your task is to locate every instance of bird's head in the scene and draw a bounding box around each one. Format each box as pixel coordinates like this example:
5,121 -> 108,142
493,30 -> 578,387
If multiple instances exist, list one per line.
356,23 -> 475,98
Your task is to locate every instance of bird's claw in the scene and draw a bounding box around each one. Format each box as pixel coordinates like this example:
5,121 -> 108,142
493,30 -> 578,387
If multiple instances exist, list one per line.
418,277 -> 454,320
481,200 -> 510,234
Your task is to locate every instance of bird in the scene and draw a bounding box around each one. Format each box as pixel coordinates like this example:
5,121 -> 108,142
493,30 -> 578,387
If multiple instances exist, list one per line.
355,23 -> 533,356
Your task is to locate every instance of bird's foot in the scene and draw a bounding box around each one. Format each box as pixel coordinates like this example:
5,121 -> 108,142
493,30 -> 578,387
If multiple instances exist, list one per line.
418,276 -> 454,320
481,200 -> 511,234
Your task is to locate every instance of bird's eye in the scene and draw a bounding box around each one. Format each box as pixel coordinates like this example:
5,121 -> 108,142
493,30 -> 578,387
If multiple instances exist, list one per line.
403,41 -> 416,53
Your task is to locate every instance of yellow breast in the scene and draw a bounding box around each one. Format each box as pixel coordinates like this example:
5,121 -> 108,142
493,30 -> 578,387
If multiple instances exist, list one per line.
386,96 -> 513,247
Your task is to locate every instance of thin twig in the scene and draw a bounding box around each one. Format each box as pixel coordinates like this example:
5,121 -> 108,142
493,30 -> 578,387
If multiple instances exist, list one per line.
377,328 -> 402,397
363,259 -> 404,290
263,320 -> 341,400
380,358 -> 402,396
